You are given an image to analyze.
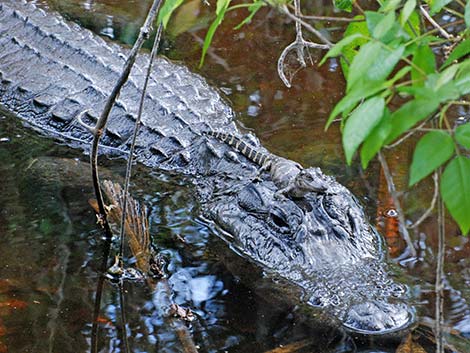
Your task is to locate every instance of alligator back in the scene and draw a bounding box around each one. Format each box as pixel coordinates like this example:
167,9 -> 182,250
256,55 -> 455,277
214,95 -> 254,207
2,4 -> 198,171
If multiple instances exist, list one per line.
0,0 -> 239,173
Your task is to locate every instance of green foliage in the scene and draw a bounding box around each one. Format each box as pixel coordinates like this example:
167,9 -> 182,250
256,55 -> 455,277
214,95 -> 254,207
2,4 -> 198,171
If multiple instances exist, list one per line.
409,131 -> 454,186
455,123 -> 470,149
234,1 -> 265,30
342,97 -> 385,164
334,0 -> 353,13
323,1 -> 470,234
199,0 -> 231,67
426,0 -> 452,14
466,1 -> 470,28
441,156 -> 470,235
158,0 -> 185,28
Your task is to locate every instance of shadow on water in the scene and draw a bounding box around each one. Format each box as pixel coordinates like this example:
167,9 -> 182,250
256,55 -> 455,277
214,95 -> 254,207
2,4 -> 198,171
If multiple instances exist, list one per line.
0,0 -> 469,352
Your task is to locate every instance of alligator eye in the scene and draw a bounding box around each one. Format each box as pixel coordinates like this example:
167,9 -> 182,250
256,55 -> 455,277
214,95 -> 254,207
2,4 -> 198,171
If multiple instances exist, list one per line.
271,213 -> 289,229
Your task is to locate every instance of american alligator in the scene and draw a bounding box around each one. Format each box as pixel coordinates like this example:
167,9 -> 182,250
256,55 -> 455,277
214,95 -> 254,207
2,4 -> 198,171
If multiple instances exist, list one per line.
0,0 -> 415,335
204,130 -> 329,198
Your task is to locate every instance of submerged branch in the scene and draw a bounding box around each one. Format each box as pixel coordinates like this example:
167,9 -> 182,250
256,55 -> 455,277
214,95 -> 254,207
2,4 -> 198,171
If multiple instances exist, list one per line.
89,0 -> 162,237
377,152 -> 417,258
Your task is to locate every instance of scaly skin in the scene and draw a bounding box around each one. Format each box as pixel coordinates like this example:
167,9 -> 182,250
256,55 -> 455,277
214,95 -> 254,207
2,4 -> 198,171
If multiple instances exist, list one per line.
0,0 -> 415,335
205,130 -> 330,198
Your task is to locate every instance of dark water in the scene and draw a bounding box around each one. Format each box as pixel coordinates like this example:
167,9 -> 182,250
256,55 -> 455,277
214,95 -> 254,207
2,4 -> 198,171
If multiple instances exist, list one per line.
0,1 -> 470,352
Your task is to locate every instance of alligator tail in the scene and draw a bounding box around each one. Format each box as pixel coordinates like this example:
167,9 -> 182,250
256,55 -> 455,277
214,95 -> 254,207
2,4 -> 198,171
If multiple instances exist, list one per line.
204,130 -> 270,166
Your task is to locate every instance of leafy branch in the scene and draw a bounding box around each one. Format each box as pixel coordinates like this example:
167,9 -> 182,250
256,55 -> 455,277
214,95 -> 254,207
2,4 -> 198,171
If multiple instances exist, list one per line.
322,1 -> 470,235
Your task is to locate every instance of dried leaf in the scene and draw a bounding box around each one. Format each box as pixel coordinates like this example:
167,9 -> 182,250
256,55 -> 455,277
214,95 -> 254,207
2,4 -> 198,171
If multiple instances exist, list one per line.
396,334 -> 426,353
101,181 -> 151,274
263,339 -> 313,353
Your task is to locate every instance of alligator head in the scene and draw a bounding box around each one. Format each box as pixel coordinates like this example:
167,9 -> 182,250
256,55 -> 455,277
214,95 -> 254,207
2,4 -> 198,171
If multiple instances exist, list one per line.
202,174 -> 415,335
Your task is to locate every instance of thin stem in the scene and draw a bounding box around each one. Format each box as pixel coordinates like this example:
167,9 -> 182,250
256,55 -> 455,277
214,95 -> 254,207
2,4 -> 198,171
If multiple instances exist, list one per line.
420,5 -> 452,40
118,23 -> 163,262
443,6 -> 465,19
435,170 -> 445,353
279,5 -> 333,47
91,233 -> 113,353
228,3 -> 264,11
299,14 -> 360,22
90,0 -> 162,236
408,172 -> 439,229
385,119 -> 430,149
119,281 -> 130,353
378,152 -> 417,258
405,19 -> 464,47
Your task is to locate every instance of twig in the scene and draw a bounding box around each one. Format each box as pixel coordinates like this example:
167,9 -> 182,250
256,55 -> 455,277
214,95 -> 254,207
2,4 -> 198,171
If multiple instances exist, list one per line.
277,3 -> 331,87
91,230 -> 113,353
89,0 -> 162,237
419,5 -> 452,40
119,281 -> 130,353
435,171 -> 445,353
408,172 -> 439,229
298,14 -> 360,22
279,5 -> 333,47
285,5 -> 358,22
377,152 -> 417,257
263,339 -> 314,352
118,23 -> 163,263
384,119 -> 429,149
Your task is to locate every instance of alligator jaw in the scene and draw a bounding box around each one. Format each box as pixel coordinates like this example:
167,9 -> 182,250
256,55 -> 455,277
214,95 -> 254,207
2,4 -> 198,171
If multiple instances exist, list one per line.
343,300 -> 415,335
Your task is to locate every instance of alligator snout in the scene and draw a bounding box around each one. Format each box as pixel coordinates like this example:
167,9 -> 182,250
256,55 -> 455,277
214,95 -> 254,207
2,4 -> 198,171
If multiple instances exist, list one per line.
344,300 -> 415,334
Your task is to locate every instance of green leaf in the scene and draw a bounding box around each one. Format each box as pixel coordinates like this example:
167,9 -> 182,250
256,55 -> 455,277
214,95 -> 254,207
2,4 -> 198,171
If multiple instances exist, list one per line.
441,156 -> 470,235
409,131 -> 454,185
436,64 -> 458,89
442,38 -> 470,69
466,0 -> 470,28
380,0 -> 401,12
404,11 -> 420,38
455,61 -> 470,94
411,44 -> 436,86
400,0 -> 416,26
455,123 -> 470,149
167,0 -> 203,37
360,109 -> 392,169
199,0 -> 231,68
158,0 -> 185,28
334,0 -> 353,12
427,0 -> 452,14
320,33 -> 365,65
234,1 -> 264,30
338,18 -> 369,75
347,41 -> 382,91
326,80 -> 388,128
386,98 -> 440,143
347,42 -> 404,92
342,97 -> 385,164
372,11 -> 395,40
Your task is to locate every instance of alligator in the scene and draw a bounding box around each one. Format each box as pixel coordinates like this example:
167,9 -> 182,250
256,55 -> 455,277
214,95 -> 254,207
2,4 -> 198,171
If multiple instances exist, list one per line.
0,0 -> 415,335
204,130 -> 330,198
